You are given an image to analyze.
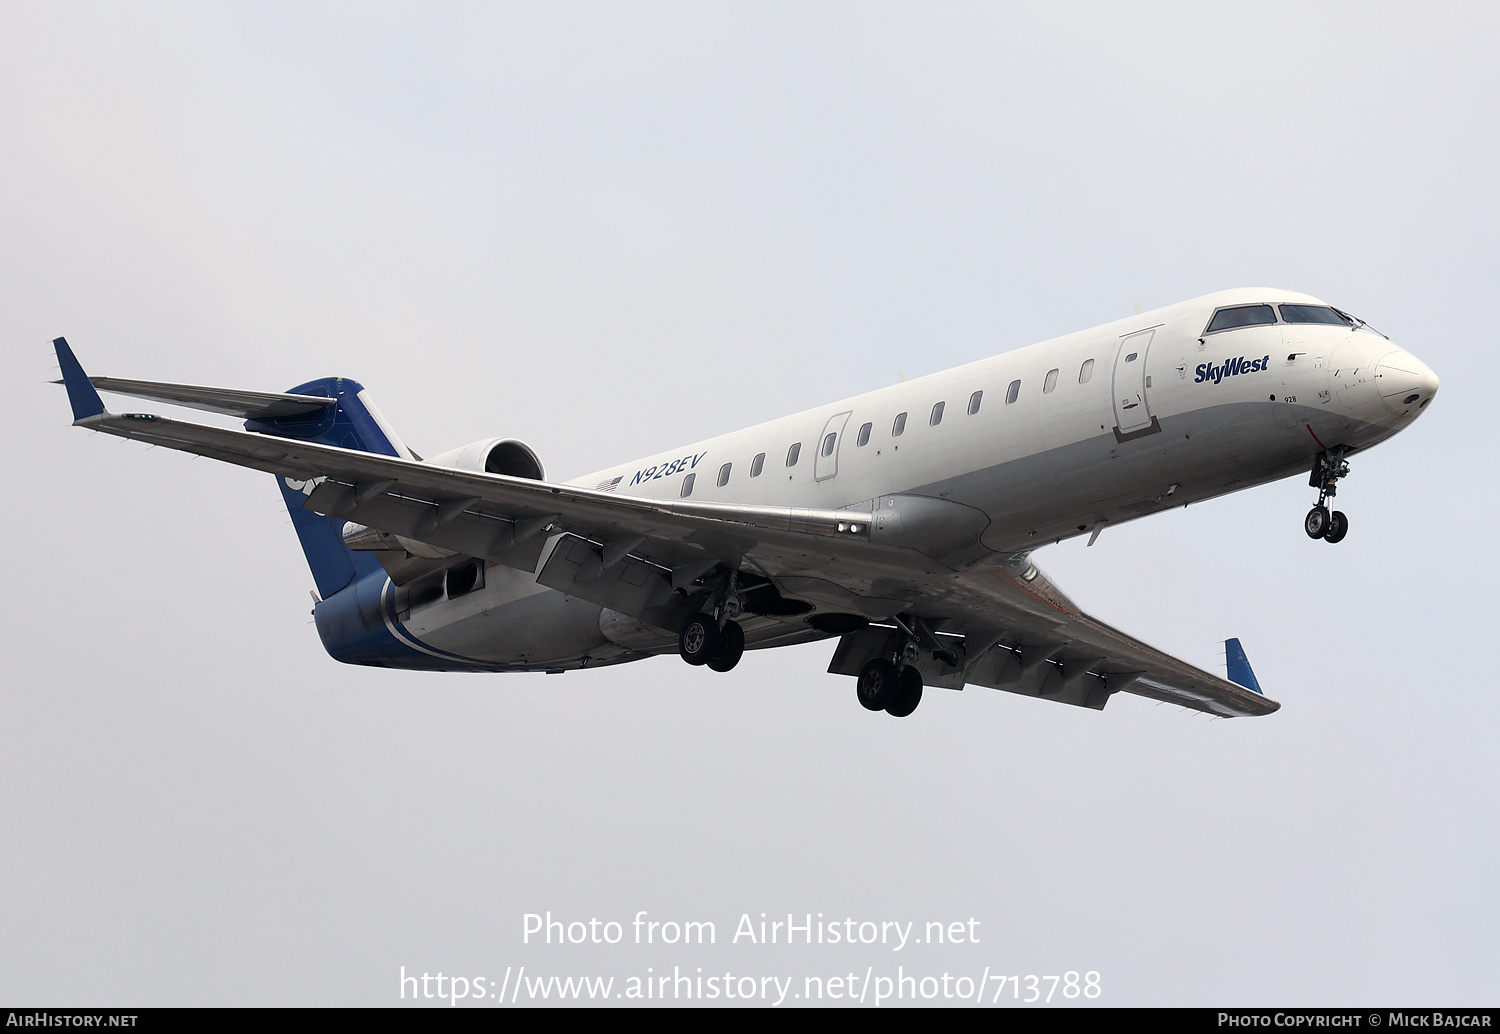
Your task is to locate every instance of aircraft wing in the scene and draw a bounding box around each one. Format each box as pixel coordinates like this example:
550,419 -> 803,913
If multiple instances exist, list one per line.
56,339 -> 1277,718
54,340 -> 936,627
911,562 -> 1280,717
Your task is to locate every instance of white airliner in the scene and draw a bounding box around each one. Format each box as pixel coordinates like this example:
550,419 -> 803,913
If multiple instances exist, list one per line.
54,288 -> 1437,718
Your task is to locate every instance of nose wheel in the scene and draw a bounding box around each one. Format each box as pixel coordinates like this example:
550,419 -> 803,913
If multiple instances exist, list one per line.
1305,449 -> 1351,544
1304,505 -> 1349,542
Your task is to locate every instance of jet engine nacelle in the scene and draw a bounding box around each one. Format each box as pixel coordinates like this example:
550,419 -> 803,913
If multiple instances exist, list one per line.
425,437 -> 545,481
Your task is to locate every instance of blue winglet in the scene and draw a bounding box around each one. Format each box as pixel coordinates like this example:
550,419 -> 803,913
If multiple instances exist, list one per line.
53,337 -> 105,421
1224,638 -> 1263,695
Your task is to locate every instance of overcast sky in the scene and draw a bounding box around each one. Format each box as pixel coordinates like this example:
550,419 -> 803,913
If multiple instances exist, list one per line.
1,1 -> 1495,1007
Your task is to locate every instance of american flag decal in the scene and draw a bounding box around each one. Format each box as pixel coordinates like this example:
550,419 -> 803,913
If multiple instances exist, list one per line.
595,476 -> 623,493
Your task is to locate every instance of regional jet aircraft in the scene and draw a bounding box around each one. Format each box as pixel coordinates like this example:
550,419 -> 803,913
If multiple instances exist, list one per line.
53,288 -> 1438,718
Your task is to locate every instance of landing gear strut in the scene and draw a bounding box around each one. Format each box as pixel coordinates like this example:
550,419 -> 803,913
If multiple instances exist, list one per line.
1305,449 -> 1351,544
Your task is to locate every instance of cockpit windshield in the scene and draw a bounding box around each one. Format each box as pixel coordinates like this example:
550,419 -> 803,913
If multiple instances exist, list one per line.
1204,304 -> 1276,333
1205,301 -> 1371,336
1279,304 -> 1355,326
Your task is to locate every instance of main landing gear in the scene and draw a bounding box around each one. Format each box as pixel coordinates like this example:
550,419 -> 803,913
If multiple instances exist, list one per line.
856,659 -> 923,718
856,626 -> 926,718
677,589 -> 747,674
677,568 -> 748,673
1305,448 -> 1351,544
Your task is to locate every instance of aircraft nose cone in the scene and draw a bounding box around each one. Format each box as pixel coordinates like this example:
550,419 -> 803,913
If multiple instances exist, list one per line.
1374,350 -> 1440,416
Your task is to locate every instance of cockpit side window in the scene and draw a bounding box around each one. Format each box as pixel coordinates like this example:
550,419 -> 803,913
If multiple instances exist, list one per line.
1279,304 -> 1353,326
1205,304 -> 1276,334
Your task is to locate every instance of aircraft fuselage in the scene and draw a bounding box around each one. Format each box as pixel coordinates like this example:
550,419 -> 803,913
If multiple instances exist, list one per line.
351,287 -> 1435,673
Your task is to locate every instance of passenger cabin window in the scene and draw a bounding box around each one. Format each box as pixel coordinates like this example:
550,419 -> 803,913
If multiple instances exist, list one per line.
1125,352 -> 1138,362
717,462 -> 731,487
1279,304 -> 1353,326
967,390 -> 982,415
750,452 -> 765,477
821,432 -> 837,457
1043,369 -> 1058,394
1006,379 -> 1021,404
681,473 -> 696,497
930,401 -> 945,426
1079,359 -> 1094,383
857,422 -> 872,446
786,442 -> 801,467
892,412 -> 907,436
1205,304 -> 1276,333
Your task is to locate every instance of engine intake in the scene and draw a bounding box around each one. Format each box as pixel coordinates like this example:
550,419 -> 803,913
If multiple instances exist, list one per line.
426,438 -> 545,480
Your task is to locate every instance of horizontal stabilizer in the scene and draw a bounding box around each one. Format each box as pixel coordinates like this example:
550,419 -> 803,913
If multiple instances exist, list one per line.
1224,638 -> 1264,695
87,375 -> 337,420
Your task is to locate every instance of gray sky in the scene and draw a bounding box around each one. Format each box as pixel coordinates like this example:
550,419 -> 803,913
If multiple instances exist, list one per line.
1,1 -> 1495,1007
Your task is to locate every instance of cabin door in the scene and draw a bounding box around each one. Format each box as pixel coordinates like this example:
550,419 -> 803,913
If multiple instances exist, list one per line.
1111,329 -> 1159,440
814,411 -> 852,482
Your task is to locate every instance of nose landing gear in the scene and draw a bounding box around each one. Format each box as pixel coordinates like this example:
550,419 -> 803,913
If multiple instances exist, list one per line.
1305,449 -> 1351,544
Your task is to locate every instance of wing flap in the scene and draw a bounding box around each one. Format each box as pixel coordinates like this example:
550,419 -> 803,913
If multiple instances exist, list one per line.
535,533 -> 699,631
939,562 -> 1279,717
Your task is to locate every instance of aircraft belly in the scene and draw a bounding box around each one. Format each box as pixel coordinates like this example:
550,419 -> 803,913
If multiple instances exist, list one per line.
961,403 -> 1367,552
599,608 -> 818,654
420,598 -> 628,668
410,591 -> 633,668
397,564 -> 628,668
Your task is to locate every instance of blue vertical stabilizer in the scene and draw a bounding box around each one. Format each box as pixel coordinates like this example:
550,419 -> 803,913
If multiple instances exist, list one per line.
249,377 -> 398,600
1224,638 -> 1264,695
